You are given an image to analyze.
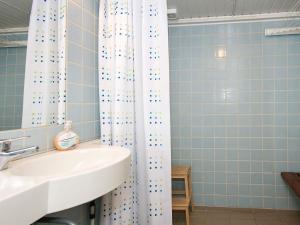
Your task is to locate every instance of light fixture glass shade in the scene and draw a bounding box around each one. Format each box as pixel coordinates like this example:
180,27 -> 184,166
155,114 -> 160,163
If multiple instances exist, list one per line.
215,47 -> 226,58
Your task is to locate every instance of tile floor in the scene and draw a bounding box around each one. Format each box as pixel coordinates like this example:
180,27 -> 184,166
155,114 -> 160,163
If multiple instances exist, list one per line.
173,207 -> 300,225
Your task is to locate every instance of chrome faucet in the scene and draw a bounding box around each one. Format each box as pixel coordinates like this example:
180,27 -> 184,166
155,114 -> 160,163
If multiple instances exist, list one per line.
0,136 -> 39,171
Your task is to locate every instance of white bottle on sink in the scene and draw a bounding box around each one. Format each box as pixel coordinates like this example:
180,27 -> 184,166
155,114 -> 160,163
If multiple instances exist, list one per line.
54,121 -> 80,151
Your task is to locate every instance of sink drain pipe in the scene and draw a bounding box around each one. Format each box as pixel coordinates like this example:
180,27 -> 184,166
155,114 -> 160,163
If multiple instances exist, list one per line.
90,199 -> 101,225
89,201 -> 96,225
35,217 -> 78,225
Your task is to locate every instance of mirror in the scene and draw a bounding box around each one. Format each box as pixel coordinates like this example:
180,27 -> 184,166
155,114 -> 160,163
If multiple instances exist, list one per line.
0,0 -> 66,131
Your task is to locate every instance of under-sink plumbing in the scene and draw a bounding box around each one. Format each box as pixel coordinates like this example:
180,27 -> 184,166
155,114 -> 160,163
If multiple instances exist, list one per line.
35,217 -> 78,225
0,136 -> 39,171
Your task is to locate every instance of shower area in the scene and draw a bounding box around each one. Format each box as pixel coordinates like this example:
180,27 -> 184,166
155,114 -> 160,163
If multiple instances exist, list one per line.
169,13 -> 300,212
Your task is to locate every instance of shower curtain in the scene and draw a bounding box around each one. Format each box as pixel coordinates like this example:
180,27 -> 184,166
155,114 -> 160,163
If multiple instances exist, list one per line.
99,0 -> 172,225
22,0 -> 66,128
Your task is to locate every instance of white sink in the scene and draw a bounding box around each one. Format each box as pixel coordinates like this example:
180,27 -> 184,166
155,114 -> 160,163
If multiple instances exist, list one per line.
9,147 -> 124,177
0,140 -> 131,225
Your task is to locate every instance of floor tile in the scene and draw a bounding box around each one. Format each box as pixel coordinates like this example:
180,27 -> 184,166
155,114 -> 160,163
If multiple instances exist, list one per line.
230,211 -> 254,220
230,219 -> 256,225
279,211 -> 300,225
173,207 -> 300,225
255,220 -> 285,225
254,211 -> 281,221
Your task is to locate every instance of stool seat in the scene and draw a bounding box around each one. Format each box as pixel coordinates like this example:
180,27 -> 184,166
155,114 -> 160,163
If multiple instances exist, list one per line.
172,166 -> 190,177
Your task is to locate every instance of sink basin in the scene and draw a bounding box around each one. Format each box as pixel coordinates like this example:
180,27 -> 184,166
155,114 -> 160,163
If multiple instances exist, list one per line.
0,141 -> 131,225
9,147 -> 124,177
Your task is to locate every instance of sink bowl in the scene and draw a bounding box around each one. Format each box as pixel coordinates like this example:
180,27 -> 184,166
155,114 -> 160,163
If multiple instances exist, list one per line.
9,147 -> 125,177
0,141 -> 131,225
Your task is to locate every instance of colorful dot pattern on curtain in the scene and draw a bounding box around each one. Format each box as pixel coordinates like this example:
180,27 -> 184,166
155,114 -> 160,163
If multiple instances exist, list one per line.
99,0 -> 172,225
140,1 -> 172,224
99,0 -> 136,224
22,0 -> 66,128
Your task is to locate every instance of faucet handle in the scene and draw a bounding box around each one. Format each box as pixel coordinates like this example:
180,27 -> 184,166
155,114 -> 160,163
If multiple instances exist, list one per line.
0,136 -> 31,152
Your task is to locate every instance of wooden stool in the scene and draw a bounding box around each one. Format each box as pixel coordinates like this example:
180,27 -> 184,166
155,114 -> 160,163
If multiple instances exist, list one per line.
172,166 -> 193,225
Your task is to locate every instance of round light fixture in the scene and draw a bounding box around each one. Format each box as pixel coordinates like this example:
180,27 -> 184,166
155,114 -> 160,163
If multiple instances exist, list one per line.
215,47 -> 226,59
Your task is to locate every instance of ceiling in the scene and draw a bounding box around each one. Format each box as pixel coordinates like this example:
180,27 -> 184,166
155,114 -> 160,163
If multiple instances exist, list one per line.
1,0 -> 299,29
167,0 -> 300,20
0,0 -> 32,29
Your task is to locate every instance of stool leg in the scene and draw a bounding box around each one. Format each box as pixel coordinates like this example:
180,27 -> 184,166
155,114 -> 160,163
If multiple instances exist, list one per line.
188,171 -> 193,211
184,175 -> 189,201
185,208 -> 190,225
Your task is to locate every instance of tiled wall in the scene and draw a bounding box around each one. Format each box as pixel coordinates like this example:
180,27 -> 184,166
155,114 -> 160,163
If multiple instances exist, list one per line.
0,45 -> 26,131
0,0 -> 100,223
169,19 -> 300,210
66,0 -> 100,142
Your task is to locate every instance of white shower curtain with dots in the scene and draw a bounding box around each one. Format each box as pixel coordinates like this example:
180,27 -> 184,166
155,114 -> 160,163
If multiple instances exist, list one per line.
98,0 -> 172,224
22,0 -> 66,128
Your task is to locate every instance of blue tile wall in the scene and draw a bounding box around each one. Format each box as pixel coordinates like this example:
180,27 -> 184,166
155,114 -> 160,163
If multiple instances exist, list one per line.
66,0 -> 100,142
0,37 -> 27,131
169,19 -> 300,210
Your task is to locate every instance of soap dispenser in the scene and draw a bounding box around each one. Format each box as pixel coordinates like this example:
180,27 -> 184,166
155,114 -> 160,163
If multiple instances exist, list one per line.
54,121 -> 79,151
